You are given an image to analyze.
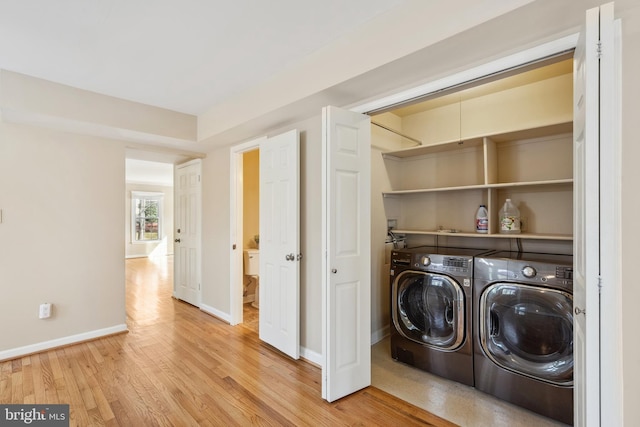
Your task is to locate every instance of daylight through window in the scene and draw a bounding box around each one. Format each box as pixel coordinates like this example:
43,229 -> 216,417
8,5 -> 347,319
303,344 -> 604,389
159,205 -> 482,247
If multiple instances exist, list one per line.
132,192 -> 163,242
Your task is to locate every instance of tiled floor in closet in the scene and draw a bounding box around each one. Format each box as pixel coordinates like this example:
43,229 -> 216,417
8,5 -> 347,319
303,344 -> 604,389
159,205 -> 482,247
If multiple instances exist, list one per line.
371,336 -> 568,427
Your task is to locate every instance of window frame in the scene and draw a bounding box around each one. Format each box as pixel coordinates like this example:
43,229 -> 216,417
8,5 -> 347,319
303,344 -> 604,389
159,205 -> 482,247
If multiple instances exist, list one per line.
131,191 -> 164,243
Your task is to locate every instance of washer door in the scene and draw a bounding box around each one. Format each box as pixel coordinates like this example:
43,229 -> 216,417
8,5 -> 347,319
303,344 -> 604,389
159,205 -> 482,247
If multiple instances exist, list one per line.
479,282 -> 573,385
392,271 -> 465,350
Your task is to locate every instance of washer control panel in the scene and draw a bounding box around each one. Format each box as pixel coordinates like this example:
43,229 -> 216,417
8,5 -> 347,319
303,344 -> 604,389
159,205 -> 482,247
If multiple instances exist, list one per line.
417,256 -> 471,275
522,266 -> 537,278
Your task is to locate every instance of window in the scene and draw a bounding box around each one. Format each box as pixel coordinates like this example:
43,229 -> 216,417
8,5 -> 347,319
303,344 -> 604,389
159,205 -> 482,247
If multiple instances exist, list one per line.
132,192 -> 163,242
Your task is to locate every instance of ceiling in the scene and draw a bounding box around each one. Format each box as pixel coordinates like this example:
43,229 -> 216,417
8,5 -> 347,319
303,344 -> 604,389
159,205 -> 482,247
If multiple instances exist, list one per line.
0,0 -> 404,116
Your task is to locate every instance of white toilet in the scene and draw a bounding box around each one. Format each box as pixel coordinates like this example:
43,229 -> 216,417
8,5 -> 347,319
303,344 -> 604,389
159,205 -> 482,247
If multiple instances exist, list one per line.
243,249 -> 260,308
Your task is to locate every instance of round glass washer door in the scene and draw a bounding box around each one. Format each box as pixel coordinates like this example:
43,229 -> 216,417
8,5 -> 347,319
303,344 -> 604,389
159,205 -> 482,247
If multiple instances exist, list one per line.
392,271 -> 465,351
479,282 -> 573,385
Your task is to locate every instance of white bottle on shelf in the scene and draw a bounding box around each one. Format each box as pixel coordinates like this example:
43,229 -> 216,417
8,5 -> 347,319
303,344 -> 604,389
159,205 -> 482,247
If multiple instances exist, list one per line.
475,205 -> 488,233
499,198 -> 521,234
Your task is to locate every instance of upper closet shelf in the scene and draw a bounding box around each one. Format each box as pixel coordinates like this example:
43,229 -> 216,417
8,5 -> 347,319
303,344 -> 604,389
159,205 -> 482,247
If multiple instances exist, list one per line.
381,122 -> 573,159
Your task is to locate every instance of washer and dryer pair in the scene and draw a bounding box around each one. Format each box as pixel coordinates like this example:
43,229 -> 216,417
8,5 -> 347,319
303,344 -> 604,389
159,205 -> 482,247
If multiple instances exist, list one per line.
390,246 -> 574,425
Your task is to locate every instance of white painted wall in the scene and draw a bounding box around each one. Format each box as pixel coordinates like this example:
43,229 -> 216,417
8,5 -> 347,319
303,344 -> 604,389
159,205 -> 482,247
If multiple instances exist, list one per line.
619,4 -> 640,424
0,121 -> 126,354
201,145 -> 232,316
1,70 -> 197,142
0,68 -> 193,358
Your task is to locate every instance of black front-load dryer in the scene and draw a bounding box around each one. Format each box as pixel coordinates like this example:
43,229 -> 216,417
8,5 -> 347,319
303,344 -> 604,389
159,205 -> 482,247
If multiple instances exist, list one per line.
390,246 -> 489,386
473,251 -> 574,425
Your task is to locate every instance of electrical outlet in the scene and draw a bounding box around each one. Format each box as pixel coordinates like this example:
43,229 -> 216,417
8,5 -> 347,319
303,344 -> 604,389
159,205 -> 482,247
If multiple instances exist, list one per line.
39,303 -> 51,319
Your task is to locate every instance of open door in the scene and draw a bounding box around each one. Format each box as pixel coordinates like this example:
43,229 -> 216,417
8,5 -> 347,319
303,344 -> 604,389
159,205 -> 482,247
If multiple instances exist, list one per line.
259,130 -> 300,359
174,159 -> 202,306
322,106 -> 371,402
574,3 -> 616,425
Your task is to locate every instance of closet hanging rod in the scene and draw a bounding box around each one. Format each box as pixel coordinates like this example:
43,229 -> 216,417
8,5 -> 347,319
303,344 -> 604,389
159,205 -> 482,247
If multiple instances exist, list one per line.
371,121 -> 422,146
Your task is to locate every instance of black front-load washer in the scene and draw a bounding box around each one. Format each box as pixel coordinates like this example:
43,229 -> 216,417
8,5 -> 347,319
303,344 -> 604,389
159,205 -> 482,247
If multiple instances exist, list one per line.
390,246 -> 490,386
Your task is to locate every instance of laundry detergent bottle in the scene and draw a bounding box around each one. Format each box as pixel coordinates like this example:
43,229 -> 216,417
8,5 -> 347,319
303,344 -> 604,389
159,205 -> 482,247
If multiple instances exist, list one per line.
475,205 -> 488,233
499,198 -> 521,234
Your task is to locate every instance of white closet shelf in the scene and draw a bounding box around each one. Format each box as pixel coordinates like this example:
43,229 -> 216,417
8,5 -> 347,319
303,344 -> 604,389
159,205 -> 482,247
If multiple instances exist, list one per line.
382,138 -> 483,159
382,178 -> 573,196
392,229 -> 573,241
381,122 -> 572,159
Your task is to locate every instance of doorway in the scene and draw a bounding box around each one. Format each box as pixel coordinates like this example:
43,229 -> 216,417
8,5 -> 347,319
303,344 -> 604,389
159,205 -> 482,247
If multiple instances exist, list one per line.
364,53 -> 575,420
124,151 -> 196,311
230,137 -> 264,326
241,149 -> 260,333
125,158 -> 175,260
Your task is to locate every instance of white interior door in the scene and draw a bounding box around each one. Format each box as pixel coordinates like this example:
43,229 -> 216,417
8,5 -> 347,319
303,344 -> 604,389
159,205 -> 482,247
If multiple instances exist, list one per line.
259,130 -> 300,359
573,3 -> 615,425
322,106 -> 371,402
174,159 -> 202,306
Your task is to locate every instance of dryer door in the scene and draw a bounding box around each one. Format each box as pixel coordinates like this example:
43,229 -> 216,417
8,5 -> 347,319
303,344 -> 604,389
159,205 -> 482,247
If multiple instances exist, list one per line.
479,282 -> 573,385
392,271 -> 465,350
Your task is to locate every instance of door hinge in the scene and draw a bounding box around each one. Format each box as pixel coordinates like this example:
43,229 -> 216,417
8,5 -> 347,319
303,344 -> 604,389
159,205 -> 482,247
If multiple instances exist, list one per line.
598,275 -> 603,293
597,40 -> 602,59
199,283 -> 201,290
198,175 -> 201,182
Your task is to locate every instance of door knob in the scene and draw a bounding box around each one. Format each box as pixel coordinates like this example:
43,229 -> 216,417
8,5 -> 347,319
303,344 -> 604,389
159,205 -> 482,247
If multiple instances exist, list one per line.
174,238 -> 181,243
331,269 -> 337,274
286,253 -> 295,261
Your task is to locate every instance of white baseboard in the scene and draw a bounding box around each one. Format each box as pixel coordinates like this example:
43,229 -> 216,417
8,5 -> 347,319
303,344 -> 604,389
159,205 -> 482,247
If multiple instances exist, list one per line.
0,324 -> 128,362
200,304 -> 231,323
371,325 -> 390,345
300,346 -> 322,367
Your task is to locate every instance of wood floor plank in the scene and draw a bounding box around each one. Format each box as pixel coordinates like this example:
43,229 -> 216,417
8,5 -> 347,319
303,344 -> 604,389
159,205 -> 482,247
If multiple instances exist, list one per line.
20,357 -> 35,403
0,256 -> 456,427
10,370 -> 22,403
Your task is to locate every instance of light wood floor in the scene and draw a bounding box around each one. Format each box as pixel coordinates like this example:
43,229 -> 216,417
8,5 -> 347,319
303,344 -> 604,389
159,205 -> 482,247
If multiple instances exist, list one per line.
0,256 -> 456,426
